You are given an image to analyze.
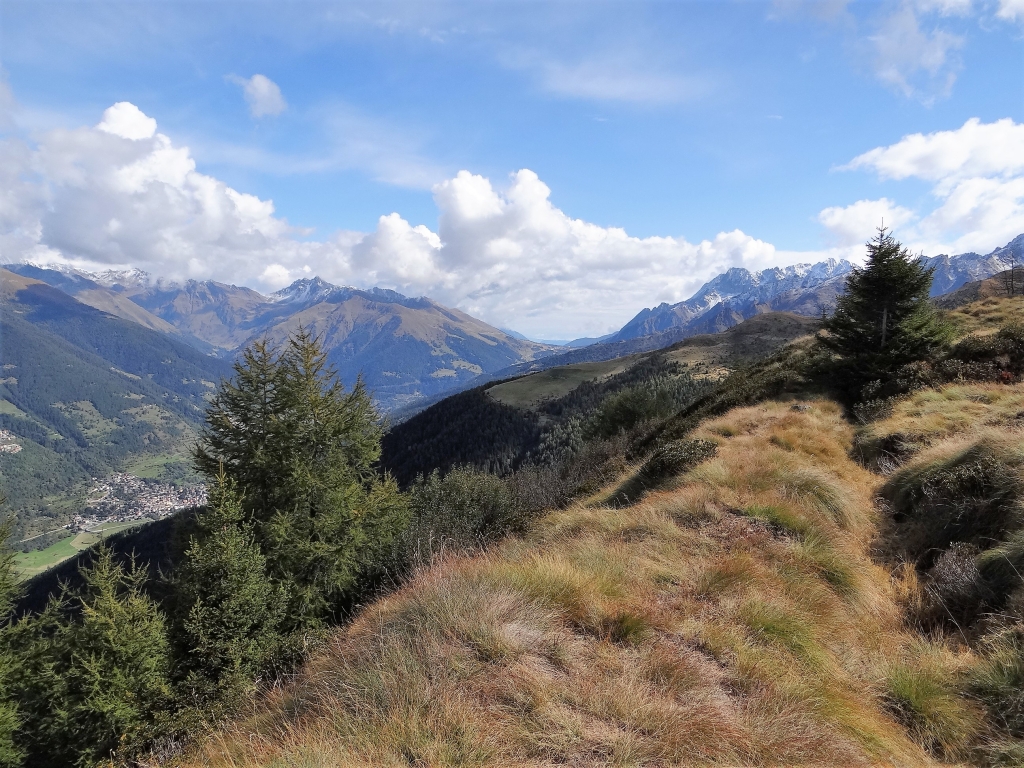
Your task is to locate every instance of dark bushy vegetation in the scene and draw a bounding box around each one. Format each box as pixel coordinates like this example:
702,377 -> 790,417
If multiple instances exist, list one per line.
394,467 -> 520,568
610,438 -> 717,507
9,548 -> 173,767
381,384 -> 541,486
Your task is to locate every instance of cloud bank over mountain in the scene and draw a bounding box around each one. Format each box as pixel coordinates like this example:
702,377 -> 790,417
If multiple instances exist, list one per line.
3,102 -> 1022,338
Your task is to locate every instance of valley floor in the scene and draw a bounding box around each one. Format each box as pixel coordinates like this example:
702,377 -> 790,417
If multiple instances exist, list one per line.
170,396 -> 1002,766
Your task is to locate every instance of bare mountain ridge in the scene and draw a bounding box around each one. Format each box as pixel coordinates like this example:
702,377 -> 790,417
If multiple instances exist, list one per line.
3,265 -> 558,411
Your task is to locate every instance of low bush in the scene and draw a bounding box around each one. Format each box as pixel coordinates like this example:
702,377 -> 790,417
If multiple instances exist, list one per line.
977,532 -> 1024,605
610,438 -> 717,507
511,435 -> 629,515
918,542 -> 993,629
880,438 -> 1024,567
399,467 -> 518,565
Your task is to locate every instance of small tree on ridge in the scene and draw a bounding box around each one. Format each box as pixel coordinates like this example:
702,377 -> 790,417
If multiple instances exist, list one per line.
820,227 -> 952,399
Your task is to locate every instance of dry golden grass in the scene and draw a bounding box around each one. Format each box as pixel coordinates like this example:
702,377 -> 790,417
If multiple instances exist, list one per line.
856,383 -> 1024,468
168,401 -> 983,767
945,294 -> 1024,336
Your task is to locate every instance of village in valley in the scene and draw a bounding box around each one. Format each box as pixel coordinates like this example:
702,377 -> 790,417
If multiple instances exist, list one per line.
72,473 -> 207,533
0,429 -> 23,455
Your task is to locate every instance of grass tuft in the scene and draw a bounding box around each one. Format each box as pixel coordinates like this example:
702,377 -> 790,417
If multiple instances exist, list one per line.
883,647 -> 983,759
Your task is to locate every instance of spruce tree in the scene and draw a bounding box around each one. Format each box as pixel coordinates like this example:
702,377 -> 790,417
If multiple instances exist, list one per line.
0,513 -> 21,768
173,473 -> 283,707
195,329 -> 408,631
194,339 -> 289,522
10,547 -> 172,766
820,227 -> 952,398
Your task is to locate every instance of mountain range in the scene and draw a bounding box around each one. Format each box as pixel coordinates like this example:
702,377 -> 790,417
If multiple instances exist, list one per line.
7,234 -> 1022,422
609,234 -> 1024,345
3,266 -> 559,412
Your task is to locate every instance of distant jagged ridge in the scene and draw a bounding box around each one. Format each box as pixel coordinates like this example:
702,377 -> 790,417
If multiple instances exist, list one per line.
609,234 -> 1024,344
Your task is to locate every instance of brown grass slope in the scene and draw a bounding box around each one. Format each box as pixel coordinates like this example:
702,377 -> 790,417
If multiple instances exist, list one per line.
169,399 -> 988,767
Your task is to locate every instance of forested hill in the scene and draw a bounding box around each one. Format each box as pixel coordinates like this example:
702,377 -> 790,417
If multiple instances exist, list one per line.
380,312 -> 818,485
0,270 -> 231,538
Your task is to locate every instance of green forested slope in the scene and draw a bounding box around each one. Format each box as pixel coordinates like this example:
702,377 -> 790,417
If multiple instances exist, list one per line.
0,273 -> 230,538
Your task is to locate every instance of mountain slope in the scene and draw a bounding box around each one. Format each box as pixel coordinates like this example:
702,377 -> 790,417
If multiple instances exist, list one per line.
254,289 -> 558,409
177,399 -> 961,767
8,268 -> 559,411
3,264 -> 183,338
0,270 -> 230,537
922,234 -> 1024,296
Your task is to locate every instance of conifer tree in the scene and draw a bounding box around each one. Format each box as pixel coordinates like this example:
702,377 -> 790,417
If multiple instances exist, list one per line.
820,227 -> 952,398
195,329 -> 408,631
194,339 -> 289,521
0,512 -> 21,768
10,547 -> 172,767
173,473 -> 283,706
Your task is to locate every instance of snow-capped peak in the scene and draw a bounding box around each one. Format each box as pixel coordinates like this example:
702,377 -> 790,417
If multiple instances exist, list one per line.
271,276 -> 350,304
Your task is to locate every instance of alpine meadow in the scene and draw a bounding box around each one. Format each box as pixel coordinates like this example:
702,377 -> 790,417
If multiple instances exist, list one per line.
1,2 -> 1023,766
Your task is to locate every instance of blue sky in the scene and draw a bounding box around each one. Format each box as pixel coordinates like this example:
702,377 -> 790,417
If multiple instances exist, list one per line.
1,0 -> 1022,337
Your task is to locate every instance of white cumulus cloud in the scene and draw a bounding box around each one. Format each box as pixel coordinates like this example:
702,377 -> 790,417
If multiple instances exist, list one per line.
997,0 -> 1024,20
2,102 -> 295,281
97,102 -> 157,140
818,198 -> 916,245
228,74 -> 288,118
833,117 -> 1024,255
844,117 -> 1024,187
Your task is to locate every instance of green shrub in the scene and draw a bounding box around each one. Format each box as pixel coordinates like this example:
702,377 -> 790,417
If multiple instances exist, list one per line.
587,377 -> 705,440
640,439 -> 718,484
401,467 -> 518,565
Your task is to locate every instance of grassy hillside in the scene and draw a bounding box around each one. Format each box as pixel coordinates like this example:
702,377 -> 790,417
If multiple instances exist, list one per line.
163,291 -> 1024,767
174,399 -> 976,766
